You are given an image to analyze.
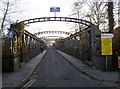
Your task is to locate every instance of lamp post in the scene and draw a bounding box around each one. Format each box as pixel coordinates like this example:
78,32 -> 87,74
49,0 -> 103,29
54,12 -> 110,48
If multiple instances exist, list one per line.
8,30 -> 14,72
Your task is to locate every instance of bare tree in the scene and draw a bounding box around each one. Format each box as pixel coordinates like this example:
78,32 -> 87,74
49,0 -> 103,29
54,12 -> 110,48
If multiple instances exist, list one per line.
70,0 -> 87,31
0,0 -> 23,32
86,1 -> 108,31
0,0 -> 9,32
112,1 -> 120,28
71,0 -> 109,31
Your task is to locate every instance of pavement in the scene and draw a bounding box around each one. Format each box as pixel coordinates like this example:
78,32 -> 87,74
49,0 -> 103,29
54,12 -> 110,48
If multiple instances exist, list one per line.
2,49 -> 119,88
57,50 -> 120,84
2,50 -> 47,88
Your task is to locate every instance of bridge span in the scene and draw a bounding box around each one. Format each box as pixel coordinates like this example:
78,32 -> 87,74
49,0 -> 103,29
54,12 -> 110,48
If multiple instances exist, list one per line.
34,30 -> 71,45
2,16 -> 108,73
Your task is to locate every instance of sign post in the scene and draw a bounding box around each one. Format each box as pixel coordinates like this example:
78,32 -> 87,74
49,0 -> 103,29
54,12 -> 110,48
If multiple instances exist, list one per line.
8,31 -> 14,54
50,7 -> 60,17
8,31 -> 14,71
101,33 -> 114,69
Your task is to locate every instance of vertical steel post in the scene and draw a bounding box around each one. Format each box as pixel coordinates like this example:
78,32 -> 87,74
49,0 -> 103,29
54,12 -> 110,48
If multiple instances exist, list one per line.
106,55 -> 107,69
54,12 -> 56,20
54,12 -> 56,17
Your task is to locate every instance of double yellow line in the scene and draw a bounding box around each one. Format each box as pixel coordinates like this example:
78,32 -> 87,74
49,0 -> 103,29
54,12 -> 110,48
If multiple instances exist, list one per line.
22,79 -> 36,89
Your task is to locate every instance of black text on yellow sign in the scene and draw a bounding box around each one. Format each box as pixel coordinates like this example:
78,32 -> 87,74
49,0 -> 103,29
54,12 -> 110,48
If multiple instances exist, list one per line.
101,38 -> 112,55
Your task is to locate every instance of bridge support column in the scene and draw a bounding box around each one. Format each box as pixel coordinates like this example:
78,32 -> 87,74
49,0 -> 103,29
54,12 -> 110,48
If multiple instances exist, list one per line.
90,25 -> 113,70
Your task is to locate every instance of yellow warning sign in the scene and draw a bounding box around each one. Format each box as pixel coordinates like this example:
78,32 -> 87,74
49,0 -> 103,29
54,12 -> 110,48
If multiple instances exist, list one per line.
101,38 -> 112,55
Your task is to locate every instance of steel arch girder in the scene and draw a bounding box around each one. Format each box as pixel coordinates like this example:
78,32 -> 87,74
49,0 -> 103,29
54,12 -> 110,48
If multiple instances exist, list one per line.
20,17 -> 93,26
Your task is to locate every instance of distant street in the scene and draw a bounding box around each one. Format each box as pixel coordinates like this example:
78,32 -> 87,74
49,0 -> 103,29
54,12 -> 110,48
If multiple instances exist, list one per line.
22,47 -> 118,88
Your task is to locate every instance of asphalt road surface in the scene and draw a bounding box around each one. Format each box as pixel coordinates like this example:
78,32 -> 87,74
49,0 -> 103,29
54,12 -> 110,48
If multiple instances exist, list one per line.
22,47 -> 118,88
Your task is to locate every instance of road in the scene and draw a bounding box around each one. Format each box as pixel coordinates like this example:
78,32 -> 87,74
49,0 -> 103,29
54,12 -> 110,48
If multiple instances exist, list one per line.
21,47 -> 118,88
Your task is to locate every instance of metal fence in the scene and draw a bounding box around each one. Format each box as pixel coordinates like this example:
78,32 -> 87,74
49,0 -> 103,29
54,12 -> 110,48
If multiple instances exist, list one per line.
54,25 -> 114,70
2,30 -> 47,72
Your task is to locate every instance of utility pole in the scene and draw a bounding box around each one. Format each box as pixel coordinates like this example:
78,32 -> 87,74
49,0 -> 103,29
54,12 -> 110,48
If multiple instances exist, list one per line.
108,1 -> 114,33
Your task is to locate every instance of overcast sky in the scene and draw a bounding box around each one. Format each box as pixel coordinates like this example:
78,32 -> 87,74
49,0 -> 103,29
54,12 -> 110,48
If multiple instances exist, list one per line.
1,0 -> 119,34
18,0 -> 77,33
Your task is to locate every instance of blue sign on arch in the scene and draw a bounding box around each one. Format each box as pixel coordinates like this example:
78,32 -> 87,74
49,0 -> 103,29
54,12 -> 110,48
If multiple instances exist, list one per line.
50,7 -> 60,12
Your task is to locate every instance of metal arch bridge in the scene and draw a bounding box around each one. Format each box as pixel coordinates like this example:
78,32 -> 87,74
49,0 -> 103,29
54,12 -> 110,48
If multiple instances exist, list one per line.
20,17 -> 94,27
34,31 -> 71,36
19,17 -> 97,45
19,17 -> 101,70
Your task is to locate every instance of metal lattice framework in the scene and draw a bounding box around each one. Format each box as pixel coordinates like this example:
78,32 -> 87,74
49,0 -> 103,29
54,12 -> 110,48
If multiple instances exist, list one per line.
20,17 -> 94,26
34,31 -> 71,36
